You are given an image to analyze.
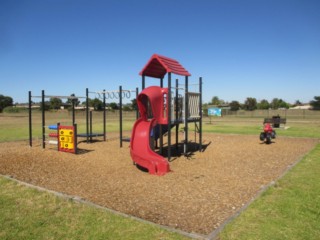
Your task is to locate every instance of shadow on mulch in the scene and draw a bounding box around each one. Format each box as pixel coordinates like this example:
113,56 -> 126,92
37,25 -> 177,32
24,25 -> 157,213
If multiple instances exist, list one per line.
158,141 -> 212,162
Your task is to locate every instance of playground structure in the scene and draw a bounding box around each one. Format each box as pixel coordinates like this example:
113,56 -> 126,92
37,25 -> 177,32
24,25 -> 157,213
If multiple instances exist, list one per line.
47,123 -> 78,154
28,86 -> 138,152
28,54 -> 202,171
260,123 -> 276,144
130,54 -> 202,175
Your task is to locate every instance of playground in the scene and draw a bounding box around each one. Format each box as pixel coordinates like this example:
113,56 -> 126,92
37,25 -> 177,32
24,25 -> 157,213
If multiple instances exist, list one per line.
1,54 -> 319,238
0,132 -> 317,235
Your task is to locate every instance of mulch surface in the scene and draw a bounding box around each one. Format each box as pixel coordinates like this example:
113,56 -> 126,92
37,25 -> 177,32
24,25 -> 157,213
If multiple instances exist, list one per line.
0,133 -> 317,235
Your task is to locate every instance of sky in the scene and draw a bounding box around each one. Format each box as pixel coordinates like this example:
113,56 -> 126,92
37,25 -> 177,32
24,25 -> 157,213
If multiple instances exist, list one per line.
1,0 -> 319,105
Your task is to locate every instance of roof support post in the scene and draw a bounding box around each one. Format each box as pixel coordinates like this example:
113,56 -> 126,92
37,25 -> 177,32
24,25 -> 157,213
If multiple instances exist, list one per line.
159,77 -> 163,155
135,87 -> 139,120
167,72 -> 172,161
142,75 -> 145,90
175,78 -> 179,149
184,76 -> 189,155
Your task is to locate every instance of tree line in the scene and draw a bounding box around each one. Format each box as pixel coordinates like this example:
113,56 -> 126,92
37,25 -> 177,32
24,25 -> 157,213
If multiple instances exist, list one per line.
37,96 -> 137,111
0,94 -> 137,113
206,96 -> 320,111
1,93 -> 320,113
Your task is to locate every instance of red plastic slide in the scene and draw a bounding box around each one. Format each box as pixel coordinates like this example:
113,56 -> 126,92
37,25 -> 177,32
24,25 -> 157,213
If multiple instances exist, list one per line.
130,86 -> 170,175
130,118 -> 170,175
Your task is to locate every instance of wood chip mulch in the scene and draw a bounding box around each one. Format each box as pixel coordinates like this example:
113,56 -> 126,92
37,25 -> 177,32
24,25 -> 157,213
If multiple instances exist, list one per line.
0,133 -> 317,235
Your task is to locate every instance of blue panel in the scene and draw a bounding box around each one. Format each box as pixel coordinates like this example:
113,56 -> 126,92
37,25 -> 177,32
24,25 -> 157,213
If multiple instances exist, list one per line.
48,124 -> 58,130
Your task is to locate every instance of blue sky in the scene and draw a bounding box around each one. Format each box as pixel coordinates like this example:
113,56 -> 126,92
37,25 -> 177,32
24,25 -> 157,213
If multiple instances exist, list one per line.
1,0 -> 319,104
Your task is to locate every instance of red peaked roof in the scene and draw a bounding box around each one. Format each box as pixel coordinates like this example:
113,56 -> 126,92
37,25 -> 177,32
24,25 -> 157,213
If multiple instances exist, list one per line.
139,54 -> 191,78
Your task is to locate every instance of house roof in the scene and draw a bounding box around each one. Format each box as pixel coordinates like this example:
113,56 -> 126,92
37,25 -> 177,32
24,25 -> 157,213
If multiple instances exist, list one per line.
139,54 -> 191,78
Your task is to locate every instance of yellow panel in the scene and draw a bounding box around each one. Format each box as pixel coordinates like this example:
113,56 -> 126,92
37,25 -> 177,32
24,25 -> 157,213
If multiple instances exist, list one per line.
67,143 -> 74,150
60,136 -> 67,142
67,130 -> 74,136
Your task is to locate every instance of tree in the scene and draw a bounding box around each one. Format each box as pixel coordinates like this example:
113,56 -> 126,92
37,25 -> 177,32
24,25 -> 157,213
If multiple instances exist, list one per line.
131,98 -> 137,110
109,102 -> 119,110
122,103 -> 132,111
211,96 -> 224,106
271,98 -> 289,109
278,100 -> 290,109
0,94 -> 13,112
270,98 -> 280,109
229,100 -> 241,111
310,96 -> 320,110
257,99 -> 270,110
49,98 -> 62,110
244,97 -> 257,111
90,98 -> 103,111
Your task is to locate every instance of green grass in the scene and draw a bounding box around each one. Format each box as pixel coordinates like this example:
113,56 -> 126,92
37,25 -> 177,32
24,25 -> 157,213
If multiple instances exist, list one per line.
199,118 -> 320,138
0,111 -> 136,142
1,112 -> 319,142
0,177 -> 189,240
220,144 -> 320,240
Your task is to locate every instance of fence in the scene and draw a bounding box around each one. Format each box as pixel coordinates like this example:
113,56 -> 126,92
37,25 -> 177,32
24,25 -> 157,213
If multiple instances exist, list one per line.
205,109 -> 320,119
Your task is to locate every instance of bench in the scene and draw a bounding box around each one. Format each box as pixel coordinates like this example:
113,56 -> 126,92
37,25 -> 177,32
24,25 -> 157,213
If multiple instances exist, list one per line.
263,116 -> 286,128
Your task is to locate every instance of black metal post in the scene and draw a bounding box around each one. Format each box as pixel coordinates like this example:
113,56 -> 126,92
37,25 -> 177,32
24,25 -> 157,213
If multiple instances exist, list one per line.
199,77 -> 203,151
167,73 -> 171,160
142,75 -> 145,90
90,110 -> 93,142
28,91 -> 32,147
119,86 -> 123,148
103,89 -> 106,141
42,90 -> 45,149
57,122 -> 60,152
72,98 -> 75,126
86,88 -> 89,143
184,76 -> 189,155
159,78 -> 163,154
74,123 -> 78,154
175,79 -> 179,149
135,87 -> 139,120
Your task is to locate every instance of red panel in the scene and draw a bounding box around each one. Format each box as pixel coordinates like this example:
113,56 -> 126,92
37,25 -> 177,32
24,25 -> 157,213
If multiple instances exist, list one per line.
139,54 -> 191,78
49,132 -> 58,138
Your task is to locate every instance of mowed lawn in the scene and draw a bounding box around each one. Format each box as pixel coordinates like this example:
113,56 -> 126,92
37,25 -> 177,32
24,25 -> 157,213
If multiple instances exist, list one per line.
0,111 -> 320,239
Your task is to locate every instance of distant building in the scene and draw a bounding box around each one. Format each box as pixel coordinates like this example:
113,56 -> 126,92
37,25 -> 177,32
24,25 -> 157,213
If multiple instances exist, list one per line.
290,104 -> 311,110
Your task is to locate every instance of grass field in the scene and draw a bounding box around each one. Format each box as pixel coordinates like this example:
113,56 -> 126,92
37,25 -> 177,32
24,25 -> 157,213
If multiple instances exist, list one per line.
1,111 -> 320,142
0,111 -> 320,239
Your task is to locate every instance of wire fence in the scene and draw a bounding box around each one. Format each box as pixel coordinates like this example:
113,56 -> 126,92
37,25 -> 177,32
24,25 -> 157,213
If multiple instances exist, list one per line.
204,109 -> 320,119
